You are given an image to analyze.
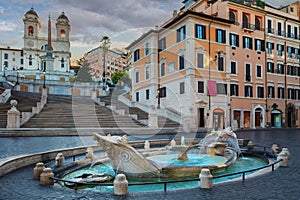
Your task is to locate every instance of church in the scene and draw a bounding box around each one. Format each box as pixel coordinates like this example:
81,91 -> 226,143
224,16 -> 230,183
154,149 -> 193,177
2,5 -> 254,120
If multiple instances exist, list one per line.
1,7 -> 74,82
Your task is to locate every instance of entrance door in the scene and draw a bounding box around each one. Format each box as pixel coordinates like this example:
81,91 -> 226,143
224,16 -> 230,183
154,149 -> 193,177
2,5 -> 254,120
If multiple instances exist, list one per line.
255,108 -> 262,127
271,110 -> 282,127
198,108 -> 205,128
213,109 -> 224,130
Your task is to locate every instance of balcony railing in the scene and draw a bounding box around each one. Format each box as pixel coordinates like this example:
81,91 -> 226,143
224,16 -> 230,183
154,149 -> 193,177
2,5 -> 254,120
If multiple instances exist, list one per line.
242,23 -> 264,31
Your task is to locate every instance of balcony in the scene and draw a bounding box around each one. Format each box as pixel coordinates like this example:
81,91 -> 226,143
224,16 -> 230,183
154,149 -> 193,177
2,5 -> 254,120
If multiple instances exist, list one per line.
245,75 -> 251,82
267,28 -> 274,34
242,23 -> 264,32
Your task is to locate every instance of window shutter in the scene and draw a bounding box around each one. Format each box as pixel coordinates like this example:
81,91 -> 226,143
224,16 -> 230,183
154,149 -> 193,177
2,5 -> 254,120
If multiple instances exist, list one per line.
222,30 -> 226,43
261,40 -> 265,51
255,39 -> 258,50
243,36 -> 246,48
236,35 -> 239,47
249,38 -> 253,49
203,26 -> 206,39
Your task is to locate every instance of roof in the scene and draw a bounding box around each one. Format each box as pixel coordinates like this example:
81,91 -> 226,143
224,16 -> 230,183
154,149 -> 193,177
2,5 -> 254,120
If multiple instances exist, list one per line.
25,7 -> 38,17
57,12 -> 69,21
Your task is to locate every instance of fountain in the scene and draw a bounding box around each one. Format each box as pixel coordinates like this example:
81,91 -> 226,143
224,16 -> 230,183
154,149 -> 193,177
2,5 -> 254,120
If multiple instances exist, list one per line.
92,127 -> 241,178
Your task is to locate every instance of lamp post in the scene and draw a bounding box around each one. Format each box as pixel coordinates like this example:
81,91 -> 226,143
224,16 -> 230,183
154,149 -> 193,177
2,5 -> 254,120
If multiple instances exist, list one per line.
43,71 -> 46,89
16,68 -> 20,85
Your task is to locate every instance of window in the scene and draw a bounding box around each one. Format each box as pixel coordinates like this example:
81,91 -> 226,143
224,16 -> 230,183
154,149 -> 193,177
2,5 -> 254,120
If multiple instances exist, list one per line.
216,29 -> 226,43
287,25 -> 292,38
294,27 -> 298,39
135,69 -> 139,83
159,87 -> 167,98
29,55 -> 33,66
4,61 -> 8,69
198,81 -> 204,93
145,65 -> 150,80
195,24 -> 206,39
267,42 -> 274,54
277,22 -> 282,36
168,62 -> 175,74
243,36 -> 252,49
229,10 -> 236,23
268,86 -> 275,98
179,55 -> 185,70
267,19 -> 273,33
21,59 -> 24,65
146,89 -> 150,100
60,58 -> 65,68
160,62 -> 166,77
197,53 -> 204,68
277,64 -> 284,74
158,38 -> 166,52
287,65 -> 294,76
180,82 -> 185,94
145,43 -> 149,55
245,86 -> 253,97
177,26 -> 186,42
255,17 -> 261,30
277,44 -> 284,56
217,56 -> 224,71
288,88 -> 296,99
257,65 -> 262,77
257,87 -> 264,98
245,64 -> 251,82
217,83 -> 227,95
231,61 -> 237,74
134,49 -> 140,62
4,53 -> 8,59
230,84 -> 239,96
28,26 -> 34,36
278,87 -> 285,99
230,33 -> 239,47
136,92 -> 139,102
267,62 -> 274,73
60,29 -> 66,38
294,48 -> 299,59
242,14 -> 249,29
255,39 -> 264,51
287,46 -> 292,58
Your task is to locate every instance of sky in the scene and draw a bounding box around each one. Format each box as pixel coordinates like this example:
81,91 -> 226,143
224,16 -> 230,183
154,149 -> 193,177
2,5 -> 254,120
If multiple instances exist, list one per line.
0,0 -> 297,63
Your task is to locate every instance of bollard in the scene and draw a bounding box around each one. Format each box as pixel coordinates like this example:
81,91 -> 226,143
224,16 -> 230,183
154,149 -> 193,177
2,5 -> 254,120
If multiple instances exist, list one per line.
281,148 -> 291,160
199,169 -> 213,189
247,141 -> 254,150
277,151 -> 289,167
55,153 -> 65,168
144,140 -> 150,151
271,144 -> 280,154
33,162 -> 45,180
114,174 -> 128,195
40,168 -> 54,186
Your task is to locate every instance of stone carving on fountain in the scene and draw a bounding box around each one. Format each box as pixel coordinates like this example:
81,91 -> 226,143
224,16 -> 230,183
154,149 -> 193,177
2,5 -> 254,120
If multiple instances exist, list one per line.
93,134 -> 161,178
93,127 -> 241,178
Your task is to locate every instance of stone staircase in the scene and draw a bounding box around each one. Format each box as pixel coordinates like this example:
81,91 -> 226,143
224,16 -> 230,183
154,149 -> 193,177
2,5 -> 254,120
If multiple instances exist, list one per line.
99,90 -> 180,128
0,91 -> 41,128
22,94 -> 146,128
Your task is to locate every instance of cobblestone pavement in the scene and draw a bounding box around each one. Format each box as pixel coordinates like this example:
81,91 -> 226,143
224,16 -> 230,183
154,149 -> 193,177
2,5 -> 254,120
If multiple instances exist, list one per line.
0,129 -> 299,200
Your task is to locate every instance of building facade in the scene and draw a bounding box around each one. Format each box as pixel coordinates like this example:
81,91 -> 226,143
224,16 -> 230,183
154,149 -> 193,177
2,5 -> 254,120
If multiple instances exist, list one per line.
128,0 -> 300,130
84,47 -> 127,81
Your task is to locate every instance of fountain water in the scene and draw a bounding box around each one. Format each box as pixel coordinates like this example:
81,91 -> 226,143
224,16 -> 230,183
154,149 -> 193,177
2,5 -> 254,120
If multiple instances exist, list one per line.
92,128 -> 241,178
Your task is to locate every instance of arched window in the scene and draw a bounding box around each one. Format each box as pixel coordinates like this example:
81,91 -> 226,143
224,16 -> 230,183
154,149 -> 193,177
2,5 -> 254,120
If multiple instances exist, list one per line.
28,26 -> 34,36
255,17 -> 261,30
60,29 -> 66,38
229,11 -> 236,22
242,14 -> 249,29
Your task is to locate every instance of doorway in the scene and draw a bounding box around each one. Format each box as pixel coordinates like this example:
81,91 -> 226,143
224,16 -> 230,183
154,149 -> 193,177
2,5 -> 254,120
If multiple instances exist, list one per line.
198,108 -> 205,128
213,109 -> 224,130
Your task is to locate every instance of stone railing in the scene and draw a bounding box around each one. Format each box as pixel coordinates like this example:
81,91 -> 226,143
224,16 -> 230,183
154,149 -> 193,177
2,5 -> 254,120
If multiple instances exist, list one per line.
0,89 -> 11,103
7,90 -> 48,128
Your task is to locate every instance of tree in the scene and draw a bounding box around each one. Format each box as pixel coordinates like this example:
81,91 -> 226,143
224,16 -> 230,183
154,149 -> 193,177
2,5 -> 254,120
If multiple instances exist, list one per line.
75,57 -> 92,82
100,36 -> 111,82
111,71 -> 131,86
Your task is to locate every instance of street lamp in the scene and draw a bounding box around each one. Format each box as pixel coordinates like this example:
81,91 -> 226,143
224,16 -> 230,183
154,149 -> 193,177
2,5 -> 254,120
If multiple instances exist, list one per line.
16,68 -> 19,85
43,71 -> 46,89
